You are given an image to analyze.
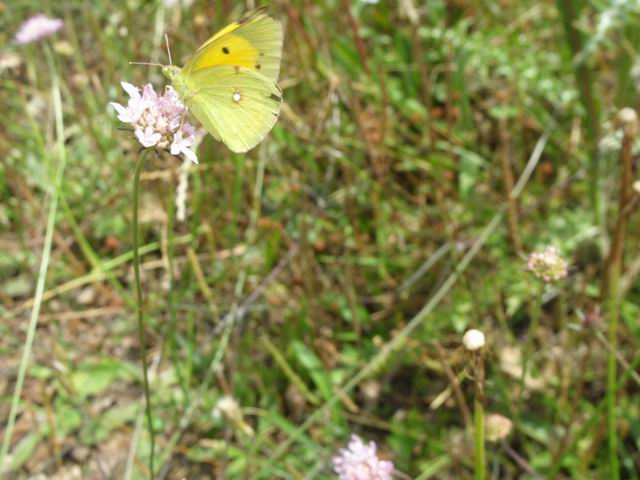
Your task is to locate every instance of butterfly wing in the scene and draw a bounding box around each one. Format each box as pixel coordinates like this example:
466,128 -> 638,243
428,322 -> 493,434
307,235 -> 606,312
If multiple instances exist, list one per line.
184,9 -> 283,83
184,65 -> 282,153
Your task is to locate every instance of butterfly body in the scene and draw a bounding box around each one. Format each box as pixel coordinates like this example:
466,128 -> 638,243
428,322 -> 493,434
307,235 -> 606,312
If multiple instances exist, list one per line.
163,65 -> 192,100
163,10 -> 283,153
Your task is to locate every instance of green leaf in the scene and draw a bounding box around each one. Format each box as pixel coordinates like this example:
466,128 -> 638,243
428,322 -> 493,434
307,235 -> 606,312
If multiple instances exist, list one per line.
9,430 -> 44,471
82,402 -> 138,444
290,340 -> 333,401
70,358 -> 135,398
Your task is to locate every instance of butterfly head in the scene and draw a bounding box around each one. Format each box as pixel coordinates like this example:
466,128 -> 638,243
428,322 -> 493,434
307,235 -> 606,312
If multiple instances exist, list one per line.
162,65 -> 181,82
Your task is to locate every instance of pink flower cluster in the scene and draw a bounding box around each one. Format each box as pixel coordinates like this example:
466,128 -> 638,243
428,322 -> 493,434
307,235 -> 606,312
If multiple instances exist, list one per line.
14,14 -> 63,44
333,435 -> 394,480
527,246 -> 568,283
110,82 -> 199,163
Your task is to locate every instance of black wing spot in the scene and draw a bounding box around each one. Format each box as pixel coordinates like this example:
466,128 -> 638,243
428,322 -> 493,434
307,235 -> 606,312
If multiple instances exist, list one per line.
255,63 -> 261,69
259,52 -> 264,57
222,47 -> 230,54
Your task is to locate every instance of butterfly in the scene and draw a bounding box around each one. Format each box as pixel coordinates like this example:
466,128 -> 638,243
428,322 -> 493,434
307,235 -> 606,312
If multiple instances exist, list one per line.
162,9 -> 283,153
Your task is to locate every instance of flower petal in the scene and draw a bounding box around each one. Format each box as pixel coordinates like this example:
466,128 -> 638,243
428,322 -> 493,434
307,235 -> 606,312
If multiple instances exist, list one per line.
182,147 -> 198,164
135,127 -> 161,147
121,81 -> 140,100
109,102 -> 128,117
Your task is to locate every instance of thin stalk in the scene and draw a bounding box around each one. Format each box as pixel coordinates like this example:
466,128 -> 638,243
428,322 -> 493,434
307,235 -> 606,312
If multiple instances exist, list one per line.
164,164 -> 189,404
474,351 -> 486,480
434,342 -> 471,427
132,151 -> 155,478
401,0 -> 434,146
556,0 -> 602,218
0,45 -> 67,479
603,109 -> 637,479
499,116 -> 522,254
521,284 -> 543,396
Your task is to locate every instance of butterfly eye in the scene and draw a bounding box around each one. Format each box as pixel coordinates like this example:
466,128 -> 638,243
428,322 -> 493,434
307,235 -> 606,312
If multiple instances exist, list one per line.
232,91 -> 242,103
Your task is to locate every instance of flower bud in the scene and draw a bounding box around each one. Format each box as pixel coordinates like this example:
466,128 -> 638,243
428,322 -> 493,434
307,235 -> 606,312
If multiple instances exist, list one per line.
463,329 -> 485,351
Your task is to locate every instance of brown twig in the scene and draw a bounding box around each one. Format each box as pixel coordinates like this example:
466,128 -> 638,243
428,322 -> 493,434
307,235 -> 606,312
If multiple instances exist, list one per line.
434,342 -> 472,427
341,0 -> 370,74
602,107 -> 637,479
401,0 -> 434,146
499,116 -> 523,254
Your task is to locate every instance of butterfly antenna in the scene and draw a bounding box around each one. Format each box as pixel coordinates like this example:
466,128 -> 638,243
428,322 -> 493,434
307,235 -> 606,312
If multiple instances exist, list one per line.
129,61 -> 163,67
165,34 -> 173,66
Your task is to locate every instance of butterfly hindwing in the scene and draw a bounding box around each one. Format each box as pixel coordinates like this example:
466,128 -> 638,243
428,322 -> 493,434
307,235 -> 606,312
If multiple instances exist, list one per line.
184,9 -> 282,83
184,65 -> 282,153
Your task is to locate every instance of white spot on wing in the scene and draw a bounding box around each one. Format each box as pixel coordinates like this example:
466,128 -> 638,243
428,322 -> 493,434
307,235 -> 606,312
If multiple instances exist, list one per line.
232,90 -> 241,103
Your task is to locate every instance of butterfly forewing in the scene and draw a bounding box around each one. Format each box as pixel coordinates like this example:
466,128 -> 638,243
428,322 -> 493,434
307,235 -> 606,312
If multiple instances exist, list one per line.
184,10 -> 282,83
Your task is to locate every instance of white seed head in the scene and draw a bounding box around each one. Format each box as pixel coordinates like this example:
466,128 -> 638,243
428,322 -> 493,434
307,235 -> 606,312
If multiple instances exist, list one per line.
213,396 -> 254,437
486,413 -> 513,442
618,107 -> 638,126
617,107 -> 639,136
214,396 -> 242,423
463,329 -> 486,351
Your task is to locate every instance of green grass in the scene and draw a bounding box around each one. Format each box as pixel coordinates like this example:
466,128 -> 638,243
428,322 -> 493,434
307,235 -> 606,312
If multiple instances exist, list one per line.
1,1 -> 640,479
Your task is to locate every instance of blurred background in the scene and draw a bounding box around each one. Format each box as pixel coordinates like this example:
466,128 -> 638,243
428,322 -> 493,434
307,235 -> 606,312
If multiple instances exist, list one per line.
1,0 -> 640,478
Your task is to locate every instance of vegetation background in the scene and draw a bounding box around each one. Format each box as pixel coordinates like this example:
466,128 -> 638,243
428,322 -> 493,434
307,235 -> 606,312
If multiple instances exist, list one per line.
1,0 -> 639,478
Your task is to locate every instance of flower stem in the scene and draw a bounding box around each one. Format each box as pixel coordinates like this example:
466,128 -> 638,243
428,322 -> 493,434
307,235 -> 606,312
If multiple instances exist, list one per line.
474,351 -> 486,480
603,109 -> 637,480
606,266 -> 620,480
132,151 -> 155,478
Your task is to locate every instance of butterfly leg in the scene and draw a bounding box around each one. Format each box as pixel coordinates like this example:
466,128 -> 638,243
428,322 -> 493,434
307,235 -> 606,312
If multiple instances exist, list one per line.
178,111 -> 187,132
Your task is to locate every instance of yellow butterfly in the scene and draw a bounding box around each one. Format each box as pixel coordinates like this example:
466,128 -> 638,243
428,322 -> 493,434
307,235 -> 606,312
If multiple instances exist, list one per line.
163,9 -> 283,153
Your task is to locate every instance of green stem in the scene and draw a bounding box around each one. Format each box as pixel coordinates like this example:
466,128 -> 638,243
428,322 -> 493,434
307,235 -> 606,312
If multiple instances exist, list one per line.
0,44 -> 67,479
521,284 -> 543,395
556,0 -> 601,218
603,111 -> 636,480
133,152 -> 155,478
474,353 -> 486,480
607,265 -> 620,480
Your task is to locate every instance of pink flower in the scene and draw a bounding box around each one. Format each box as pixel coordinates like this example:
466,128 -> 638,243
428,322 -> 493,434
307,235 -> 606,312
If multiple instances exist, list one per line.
110,81 -> 199,163
171,129 -> 198,163
14,14 -> 63,44
333,435 -> 394,480
526,246 -> 568,283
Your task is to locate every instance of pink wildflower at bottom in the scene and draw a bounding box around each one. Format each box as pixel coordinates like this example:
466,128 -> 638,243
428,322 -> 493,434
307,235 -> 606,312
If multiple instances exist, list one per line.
333,434 -> 394,480
526,246 -> 568,283
14,14 -> 64,44
110,82 -> 200,163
